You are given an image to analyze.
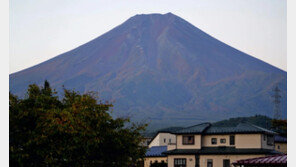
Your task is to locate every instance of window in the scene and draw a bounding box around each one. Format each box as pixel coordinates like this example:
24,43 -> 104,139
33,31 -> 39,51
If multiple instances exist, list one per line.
230,135 -> 235,145
220,138 -> 226,143
174,158 -> 186,167
278,145 -> 280,149
267,135 -> 274,146
263,135 -> 266,141
211,138 -> 217,145
207,159 -> 213,167
164,138 -> 166,143
223,159 -> 230,167
169,138 -> 172,143
183,135 -> 194,145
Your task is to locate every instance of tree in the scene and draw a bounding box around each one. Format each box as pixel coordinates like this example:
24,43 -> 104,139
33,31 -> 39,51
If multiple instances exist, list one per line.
271,119 -> 287,137
10,81 -> 147,166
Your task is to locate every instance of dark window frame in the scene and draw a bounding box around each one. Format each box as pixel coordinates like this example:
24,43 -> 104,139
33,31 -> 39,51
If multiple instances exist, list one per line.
220,138 -> 226,144
183,135 -> 195,145
223,159 -> 230,167
207,159 -> 213,167
211,138 -> 217,145
230,135 -> 235,145
174,158 -> 186,167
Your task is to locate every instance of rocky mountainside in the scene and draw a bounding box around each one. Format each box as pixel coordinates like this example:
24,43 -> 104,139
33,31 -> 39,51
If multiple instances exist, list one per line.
10,13 -> 287,129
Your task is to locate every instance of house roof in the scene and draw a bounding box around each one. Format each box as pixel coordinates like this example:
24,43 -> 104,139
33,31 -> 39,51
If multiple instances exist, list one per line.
145,146 -> 167,157
173,123 -> 211,134
163,147 -> 281,155
275,135 -> 287,143
206,123 -> 277,134
173,122 -> 277,135
232,154 -> 287,166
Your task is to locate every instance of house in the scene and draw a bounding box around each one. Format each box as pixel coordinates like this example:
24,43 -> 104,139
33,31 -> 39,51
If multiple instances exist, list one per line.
148,131 -> 177,148
162,122 -> 281,167
232,154 -> 287,167
274,135 -> 287,153
143,129 -> 178,167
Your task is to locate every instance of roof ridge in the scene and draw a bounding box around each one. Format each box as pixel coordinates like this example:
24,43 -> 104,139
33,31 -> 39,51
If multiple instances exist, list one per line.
242,122 -> 277,133
184,122 -> 211,129
173,122 -> 211,134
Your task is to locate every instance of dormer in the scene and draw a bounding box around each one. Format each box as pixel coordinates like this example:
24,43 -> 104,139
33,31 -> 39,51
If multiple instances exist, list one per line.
172,123 -> 211,149
148,131 -> 177,148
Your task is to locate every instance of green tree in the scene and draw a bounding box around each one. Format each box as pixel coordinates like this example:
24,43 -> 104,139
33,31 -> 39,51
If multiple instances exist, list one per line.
10,81 -> 147,167
271,119 -> 287,137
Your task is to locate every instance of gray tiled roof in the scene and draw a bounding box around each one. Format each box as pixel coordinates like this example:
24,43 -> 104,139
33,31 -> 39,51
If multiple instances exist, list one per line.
145,146 -> 167,157
173,122 -> 277,135
173,123 -> 211,134
163,147 -> 281,155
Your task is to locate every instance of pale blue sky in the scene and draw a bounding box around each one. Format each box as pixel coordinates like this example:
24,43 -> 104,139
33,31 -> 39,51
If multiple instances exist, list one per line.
9,0 -> 287,73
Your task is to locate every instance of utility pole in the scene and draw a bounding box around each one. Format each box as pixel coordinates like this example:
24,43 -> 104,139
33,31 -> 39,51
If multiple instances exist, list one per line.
272,85 -> 281,120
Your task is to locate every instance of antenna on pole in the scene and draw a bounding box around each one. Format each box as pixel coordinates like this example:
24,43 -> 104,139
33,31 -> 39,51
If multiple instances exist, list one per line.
272,85 -> 282,120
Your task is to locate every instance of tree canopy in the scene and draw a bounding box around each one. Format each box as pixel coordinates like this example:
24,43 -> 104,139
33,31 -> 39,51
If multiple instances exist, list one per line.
10,81 -> 147,166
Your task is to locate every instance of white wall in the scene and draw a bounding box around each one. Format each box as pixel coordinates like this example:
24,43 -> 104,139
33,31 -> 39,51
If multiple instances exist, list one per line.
149,133 -> 176,148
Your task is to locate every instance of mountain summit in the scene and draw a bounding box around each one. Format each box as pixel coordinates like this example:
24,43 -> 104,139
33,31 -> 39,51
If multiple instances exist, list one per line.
10,13 -> 286,129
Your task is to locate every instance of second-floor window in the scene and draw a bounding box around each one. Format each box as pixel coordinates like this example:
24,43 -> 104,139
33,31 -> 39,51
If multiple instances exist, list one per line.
183,135 -> 194,145
164,138 -> 166,143
220,138 -> 226,144
211,138 -> 217,145
230,135 -> 235,145
267,135 -> 274,146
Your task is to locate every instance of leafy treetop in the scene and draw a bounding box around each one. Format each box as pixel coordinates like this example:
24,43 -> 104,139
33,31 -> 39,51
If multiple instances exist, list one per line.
10,81 -> 147,167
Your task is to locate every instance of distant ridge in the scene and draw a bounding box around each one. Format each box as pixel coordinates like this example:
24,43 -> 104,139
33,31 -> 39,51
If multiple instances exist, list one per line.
10,13 -> 287,129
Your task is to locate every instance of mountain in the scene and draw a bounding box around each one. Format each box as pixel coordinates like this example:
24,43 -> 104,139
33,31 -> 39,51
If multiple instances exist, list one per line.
9,13 -> 287,130
212,115 -> 273,129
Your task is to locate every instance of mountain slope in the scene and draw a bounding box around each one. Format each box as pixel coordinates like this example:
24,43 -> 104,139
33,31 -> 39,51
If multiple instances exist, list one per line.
10,13 -> 287,129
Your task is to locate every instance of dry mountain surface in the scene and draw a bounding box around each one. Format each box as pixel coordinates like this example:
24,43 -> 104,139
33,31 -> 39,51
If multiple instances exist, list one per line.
10,13 -> 287,129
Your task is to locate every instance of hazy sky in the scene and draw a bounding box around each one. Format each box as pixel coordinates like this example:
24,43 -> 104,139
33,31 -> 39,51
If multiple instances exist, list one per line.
9,0 -> 287,73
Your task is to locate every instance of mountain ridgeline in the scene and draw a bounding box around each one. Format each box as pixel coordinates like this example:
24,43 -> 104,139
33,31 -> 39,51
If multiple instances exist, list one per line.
10,13 -> 287,129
